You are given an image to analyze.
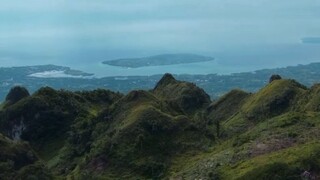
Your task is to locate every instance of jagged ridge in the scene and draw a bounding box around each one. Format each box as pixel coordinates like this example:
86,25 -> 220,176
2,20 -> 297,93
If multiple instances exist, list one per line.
0,74 -> 319,179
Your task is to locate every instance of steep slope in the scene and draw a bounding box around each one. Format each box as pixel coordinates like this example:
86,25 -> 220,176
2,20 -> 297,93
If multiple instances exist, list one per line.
242,79 -> 307,121
4,86 -> 30,107
0,74 -> 319,179
297,84 -> 320,112
65,76 -> 214,178
167,77 -> 320,179
153,73 -> 211,114
0,73 -> 214,179
208,89 -> 250,122
0,133 -> 52,179
170,111 -> 320,179
0,87 -> 123,178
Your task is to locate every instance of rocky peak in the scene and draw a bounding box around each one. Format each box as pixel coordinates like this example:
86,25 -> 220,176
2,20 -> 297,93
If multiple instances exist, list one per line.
153,73 -> 177,90
269,74 -> 282,83
5,86 -> 30,106
152,73 -> 211,114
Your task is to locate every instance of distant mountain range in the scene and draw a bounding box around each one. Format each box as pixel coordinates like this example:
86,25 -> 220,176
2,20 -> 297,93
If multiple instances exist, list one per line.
102,53 -> 215,68
1,62 -> 320,101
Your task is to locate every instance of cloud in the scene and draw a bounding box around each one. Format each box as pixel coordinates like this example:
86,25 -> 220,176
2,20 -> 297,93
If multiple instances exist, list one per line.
0,0 -> 320,55
0,0 -> 158,13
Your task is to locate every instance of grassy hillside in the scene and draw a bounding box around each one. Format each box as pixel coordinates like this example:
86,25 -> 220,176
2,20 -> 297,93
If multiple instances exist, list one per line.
0,74 -> 319,179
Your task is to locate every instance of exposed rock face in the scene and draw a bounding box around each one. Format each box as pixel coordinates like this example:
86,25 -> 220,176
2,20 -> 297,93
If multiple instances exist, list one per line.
5,86 -> 30,106
11,117 -> 26,140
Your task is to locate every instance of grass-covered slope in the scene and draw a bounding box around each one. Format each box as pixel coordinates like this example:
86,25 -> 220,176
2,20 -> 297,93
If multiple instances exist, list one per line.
0,73 -> 214,179
242,79 -> 307,121
0,74 -> 319,179
0,87 -> 123,179
167,77 -> 320,179
170,111 -> 320,179
153,73 -> 211,114
208,89 -> 250,122
0,133 -> 53,179
68,76 -> 214,178
298,84 -> 320,112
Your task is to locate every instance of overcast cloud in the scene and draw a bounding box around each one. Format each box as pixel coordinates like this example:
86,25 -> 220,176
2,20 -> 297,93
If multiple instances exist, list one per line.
0,0 -> 320,66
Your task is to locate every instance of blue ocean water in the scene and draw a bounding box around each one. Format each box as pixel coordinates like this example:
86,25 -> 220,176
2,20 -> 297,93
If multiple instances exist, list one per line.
1,43 -> 319,77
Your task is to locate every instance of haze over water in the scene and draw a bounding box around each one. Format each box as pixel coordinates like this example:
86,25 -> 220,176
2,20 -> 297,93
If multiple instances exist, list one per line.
0,0 -> 320,77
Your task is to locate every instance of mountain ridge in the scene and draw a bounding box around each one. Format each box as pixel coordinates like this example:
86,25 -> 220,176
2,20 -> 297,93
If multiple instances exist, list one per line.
0,74 -> 319,179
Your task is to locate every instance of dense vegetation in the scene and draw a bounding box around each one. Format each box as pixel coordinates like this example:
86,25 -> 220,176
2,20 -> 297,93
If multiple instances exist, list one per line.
0,73 -> 320,179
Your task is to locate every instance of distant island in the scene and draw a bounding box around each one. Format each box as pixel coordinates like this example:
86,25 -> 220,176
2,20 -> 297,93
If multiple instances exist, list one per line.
302,37 -> 320,44
102,53 -> 215,68
0,64 -> 93,79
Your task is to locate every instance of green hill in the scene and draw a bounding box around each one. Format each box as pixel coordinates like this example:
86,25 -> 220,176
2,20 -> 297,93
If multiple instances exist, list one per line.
0,74 -> 319,179
242,79 -> 307,121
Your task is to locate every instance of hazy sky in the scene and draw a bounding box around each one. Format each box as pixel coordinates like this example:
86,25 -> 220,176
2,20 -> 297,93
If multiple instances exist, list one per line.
0,0 -> 320,66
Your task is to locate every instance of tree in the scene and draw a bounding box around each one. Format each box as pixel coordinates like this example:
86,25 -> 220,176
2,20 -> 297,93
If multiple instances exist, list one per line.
5,86 -> 30,106
269,74 -> 282,83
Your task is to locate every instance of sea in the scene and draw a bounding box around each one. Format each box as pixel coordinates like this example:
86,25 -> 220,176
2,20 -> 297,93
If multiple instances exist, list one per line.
1,43 -> 319,78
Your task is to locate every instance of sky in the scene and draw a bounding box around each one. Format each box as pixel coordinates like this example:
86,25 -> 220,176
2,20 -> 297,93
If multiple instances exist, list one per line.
0,0 -> 320,68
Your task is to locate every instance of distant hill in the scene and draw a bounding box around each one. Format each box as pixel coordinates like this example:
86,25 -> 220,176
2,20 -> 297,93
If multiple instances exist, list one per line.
1,62 -> 320,100
102,53 -> 214,68
0,74 -> 320,179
